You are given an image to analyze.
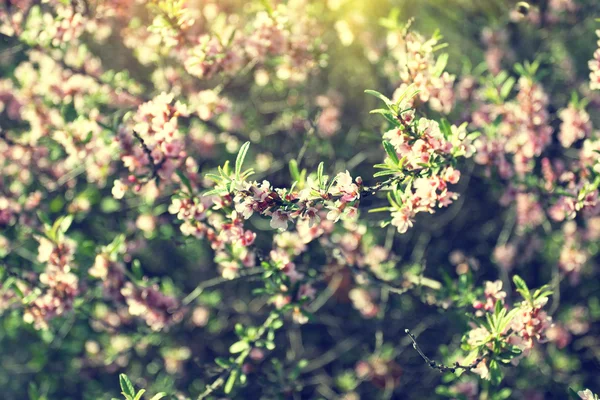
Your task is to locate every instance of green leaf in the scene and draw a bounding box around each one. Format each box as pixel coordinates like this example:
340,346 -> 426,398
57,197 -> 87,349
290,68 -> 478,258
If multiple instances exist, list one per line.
434,386 -> 456,397
512,275 -> 530,301
494,299 -> 503,317
494,388 -> 512,400
215,357 -> 231,368
433,53 -> 449,77
568,388 -> 582,400
439,119 -> 452,139
58,215 -> 73,235
229,341 -> 250,354
37,211 -> 52,228
382,141 -> 399,165
533,284 -> 553,299
488,359 -> 502,386
260,0 -> 274,16
365,89 -> 392,106
22,288 -> 42,305
317,162 -> 324,189
28,382 -> 40,400
500,77 -> 516,99
235,141 -> 251,178
224,369 -> 239,394
234,323 -> 245,336
176,170 -> 193,194
289,159 -> 300,181
133,389 -> 146,400
370,108 -> 398,126
373,170 -> 397,177
131,259 -> 143,281
393,83 -> 418,106
119,374 -> 136,400
514,63 -> 527,77
149,393 -> 167,400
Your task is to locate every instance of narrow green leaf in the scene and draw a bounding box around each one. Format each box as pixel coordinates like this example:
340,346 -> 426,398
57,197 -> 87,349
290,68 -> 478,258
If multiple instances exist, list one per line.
28,382 -> 40,400
434,386 -> 455,397
439,118 -> 452,139
373,170 -> 397,177
133,389 -> 146,400
149,393 -> 167,400
500,77 -> 516,99
364,89 -> 392,106
494,299 -> 503,317
394,83 -> 417,105
370,109 -> 398,125
59,215 -> 73,234
488,359 -> 502,386
495,388 -> 512,400
22,288 -> 42,305
568,388 -> 581,400
317,162 -> 324,189
370,108 -> 394,116
215,357 -> 231,368
512,275 -> 528,293
433,53 -> 449,77
119,374 -> 135,400
37,211 -> 52,227
289,159 -> 300,181
204,173 -> 222,182
368,207 -> 392,213
512,275 -> 531,302
235,141 -> 250,178
176,170 -> 193,194
382,141 -> 399,165
224,369 -> 239,394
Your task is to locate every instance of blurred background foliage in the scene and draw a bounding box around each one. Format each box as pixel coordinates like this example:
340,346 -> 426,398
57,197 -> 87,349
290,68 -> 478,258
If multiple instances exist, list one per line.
1,0 -> 600,399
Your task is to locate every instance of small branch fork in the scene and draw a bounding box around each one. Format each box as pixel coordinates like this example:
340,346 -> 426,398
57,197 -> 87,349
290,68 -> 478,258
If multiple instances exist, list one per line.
404,329 -> 483,373
360,176 -> 402,198
132,130 -> 165,182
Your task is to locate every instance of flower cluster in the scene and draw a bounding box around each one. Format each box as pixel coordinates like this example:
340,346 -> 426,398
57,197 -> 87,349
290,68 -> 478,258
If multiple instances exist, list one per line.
509,298 -> 553,351
558,103 -> 592,148
121,281 -> 182,331
184,35 -> 241,80
472,280 -> 506,313
474,75 -> 553,178
44,5 -> 86,48
113,92 -> 188,197
381,116 -> 475,233
147,1 -> 322,83
558,222 -> 588,283
24,232 -> 79,330
169,195 -> 257,279
462,277 -> 553,381
387,28 -> 455,113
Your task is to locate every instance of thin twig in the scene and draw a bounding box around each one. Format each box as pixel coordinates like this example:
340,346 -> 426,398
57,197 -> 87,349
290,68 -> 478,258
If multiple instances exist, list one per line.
404,329 -> 483,373
132,130 -> 165,183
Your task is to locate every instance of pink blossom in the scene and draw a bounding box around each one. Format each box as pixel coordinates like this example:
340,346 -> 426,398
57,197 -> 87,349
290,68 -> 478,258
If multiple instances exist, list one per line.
558,104 -> 591,147
270,210 -> 290,230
